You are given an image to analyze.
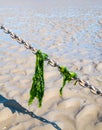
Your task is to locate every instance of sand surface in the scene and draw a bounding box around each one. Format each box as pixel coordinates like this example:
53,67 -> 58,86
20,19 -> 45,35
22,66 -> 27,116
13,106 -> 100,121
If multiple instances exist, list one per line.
0,4 -> 102,130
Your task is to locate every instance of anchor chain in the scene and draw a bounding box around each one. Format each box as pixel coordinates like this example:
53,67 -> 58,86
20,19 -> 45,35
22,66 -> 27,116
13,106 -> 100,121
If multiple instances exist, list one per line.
0,24 -> 102,96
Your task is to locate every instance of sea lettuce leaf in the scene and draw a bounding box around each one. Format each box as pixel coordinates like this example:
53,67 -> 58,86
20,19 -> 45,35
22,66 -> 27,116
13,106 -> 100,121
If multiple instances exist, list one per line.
59,66 -> 77,95
28,50 -> 48,107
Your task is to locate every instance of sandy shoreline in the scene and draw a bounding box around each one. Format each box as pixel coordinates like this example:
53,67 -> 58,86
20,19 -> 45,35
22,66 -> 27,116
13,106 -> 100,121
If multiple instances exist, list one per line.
0,7 -> 102,130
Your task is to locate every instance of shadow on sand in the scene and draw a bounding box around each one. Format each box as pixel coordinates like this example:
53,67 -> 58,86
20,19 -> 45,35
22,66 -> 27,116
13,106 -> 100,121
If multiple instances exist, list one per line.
0,95 -> 61,130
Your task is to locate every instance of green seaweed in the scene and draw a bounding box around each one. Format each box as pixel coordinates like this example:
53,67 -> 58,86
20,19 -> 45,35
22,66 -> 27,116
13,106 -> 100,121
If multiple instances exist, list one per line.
28,50 -> 48,107
59,66 -> 77,95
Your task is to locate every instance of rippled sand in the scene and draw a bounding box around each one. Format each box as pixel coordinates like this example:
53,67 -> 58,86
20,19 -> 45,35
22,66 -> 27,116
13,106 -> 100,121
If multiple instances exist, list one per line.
0,7 -> 102,130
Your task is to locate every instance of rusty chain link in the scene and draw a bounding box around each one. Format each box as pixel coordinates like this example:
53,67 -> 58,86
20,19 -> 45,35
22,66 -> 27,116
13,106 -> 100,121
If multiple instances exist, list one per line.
0,24 -> 102,96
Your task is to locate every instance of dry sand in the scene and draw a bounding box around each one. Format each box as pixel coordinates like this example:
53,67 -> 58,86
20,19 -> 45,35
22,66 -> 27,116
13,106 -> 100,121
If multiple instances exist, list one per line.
0,3 -> 102,130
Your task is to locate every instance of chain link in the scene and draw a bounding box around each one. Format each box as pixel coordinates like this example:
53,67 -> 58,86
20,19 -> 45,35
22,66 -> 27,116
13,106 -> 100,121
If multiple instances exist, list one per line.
0,24 -> 102,96
75,78 -> 102,96
46,57 -> 60,67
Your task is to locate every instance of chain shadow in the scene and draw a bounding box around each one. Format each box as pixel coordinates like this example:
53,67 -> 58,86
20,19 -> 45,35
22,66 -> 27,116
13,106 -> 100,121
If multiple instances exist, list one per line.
0,94 -> 61,130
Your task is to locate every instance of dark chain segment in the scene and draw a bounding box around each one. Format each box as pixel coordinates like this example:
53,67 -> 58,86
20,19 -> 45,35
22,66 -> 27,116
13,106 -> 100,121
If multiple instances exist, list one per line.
0,24 -> 102,96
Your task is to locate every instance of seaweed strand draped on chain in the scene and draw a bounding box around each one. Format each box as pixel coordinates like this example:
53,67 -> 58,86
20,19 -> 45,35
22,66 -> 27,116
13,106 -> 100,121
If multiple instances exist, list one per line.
59,66 -> 77,95
28,50 -> 48,107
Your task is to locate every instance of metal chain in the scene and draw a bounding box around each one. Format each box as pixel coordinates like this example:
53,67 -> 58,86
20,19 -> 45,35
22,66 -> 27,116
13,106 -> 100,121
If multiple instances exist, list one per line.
0,24 -> 59,67
74,77 -> 102,96
0,24 -> 102,96
0,24 -> 38,54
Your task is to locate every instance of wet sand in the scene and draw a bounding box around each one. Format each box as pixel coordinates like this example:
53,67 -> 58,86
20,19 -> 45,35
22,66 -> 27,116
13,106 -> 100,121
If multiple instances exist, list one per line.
0,5 -> 102,130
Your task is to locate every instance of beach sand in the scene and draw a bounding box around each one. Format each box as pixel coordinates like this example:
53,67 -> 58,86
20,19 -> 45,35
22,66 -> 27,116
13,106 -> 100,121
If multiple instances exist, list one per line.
0,1 -> 102,130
